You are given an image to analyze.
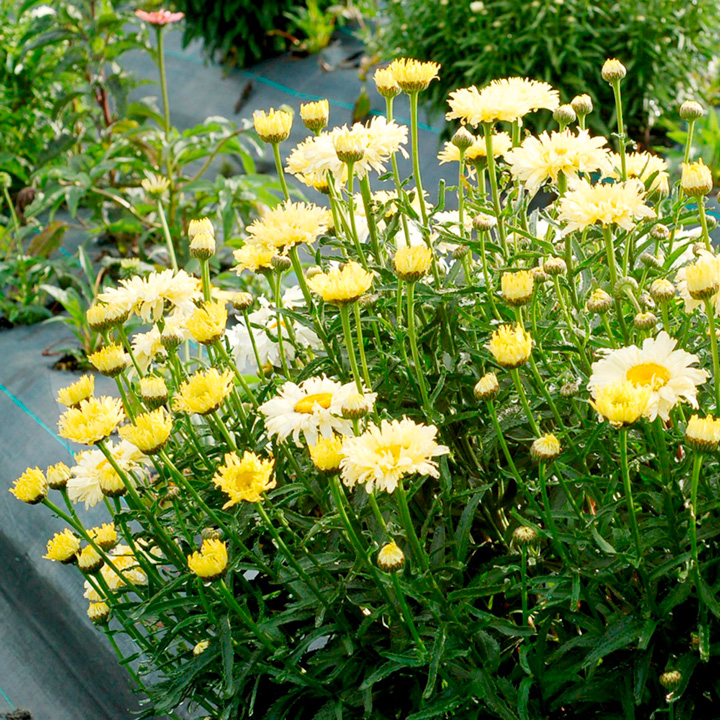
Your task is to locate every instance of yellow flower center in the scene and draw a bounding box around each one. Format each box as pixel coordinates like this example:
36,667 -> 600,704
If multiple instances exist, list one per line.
626,362 -> 671,390
294,392 -> 333,413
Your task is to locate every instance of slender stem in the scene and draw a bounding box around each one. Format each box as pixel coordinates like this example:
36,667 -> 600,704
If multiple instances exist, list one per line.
272,143 -> 290,200
359,174 -> 382,263
520,545 -> 529,625
684,119 -> 696,164
406,281 -> 432,413
483,123 -> 508,258
458,148 -> 466,239
242,308 -> 266,379
117,325 -> 143,377
339,303 -> 364,391
409,92 -> 428,226
353,302 -> 372,389
386,97 -> 412,248
156,28 -> 171,137
602,225 -> 619,288
538,462 -> 568,564
395,478 -> 429,573
511,368 -> 540,435
156,199 -> 178,271
689,453 -> 705,587
619,428 -> 643,563
272,274 -> 291,377
200,260 -> 212,301
345,162 -> 368,269
704,299 -> 720,413
612,80 -> 627,181
698,198 -> 712,251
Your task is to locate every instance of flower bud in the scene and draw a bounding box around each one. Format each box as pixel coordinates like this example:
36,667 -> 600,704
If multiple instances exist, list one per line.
88,344 -> 130,378
553,104 -> 577,127
639,252 -> 662,269
601,58 -> 627,83
201,527 -> 223,541
86,303 -> 130,332
531,266 -> 550,284
309,436 -> 344,472
474,372 -> 499,401
613,276 -> 638,301
501,270 -> 534,306
77,545 -> 104,574
300,99 -> 329,132
0,171 -> 11,189
193,640 -> 211,656
570,94 -> 593,118
543,256 -> 567,276
88,602 -> 110,625
139,376 -> 169,409
271,254 -> 292,273
530,434 -> 561,463
633,311 -> 657,330
188,217 -> 214,240
141,174 -> 170,197
649,278 -> 675,303
680,101 -> 704,121
560,380 -> 580,397
452,244 -> 471,260
659,670 -> 682,692
394,245 -> 433,282
681,160 -> 713,197
586,288 -> 613,314
377,541 -> 405,571
639,291 -> 655,310
451,127 -> 475,151
189,231 -> 216,261
513,526 -> 538,546
473,213 -> 497,232
231,292 -> 254,311
650,224 -> 669,241
160,326 -> 184,350
374,67 -> 401,99
46,462 -> 72,490
341,392 -> 373,419
359,292 -> 379,308
253,108 -> 293,144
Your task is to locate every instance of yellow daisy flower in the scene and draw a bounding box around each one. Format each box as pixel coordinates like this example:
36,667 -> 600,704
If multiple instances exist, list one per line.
212,451 -> 276,508
173,368 -> 234,415
58,397 -> 125,446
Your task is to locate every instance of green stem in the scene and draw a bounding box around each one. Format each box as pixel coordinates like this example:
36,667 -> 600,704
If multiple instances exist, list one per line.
156,28 -> 171,137
345,162 -> 369,269
406,281 -> 432,414
704,299 -> 720,413
354,302 -> 372,389
272,142 -> 290,200
242,308 -> 266,380
612,80 -> 627,181
339,303 -> 364,391
689,453 -> 705,588
359,174 -> 382,263
520,545 -> 529,625
684,119 -> 696,165
698,198 -> 712,251
538,462 -> 569,564
200,259 -> 212,301
483,123 -> 508,258
619,428 -> 643,563
272,274 -> 291,377
511,368 -> 540,435
409,92 -> 428,226
395,478 -> 429,573
156,199 -> 178,271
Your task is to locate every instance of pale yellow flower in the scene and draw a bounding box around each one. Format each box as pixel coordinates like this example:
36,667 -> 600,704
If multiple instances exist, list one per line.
488,325 -> 532,369
88,344 -> 130,378
86,303 -> 129,332
46,462 -> 72,489
474,372 -> 499,400
56,375 -> 94,408
300,99 -> 329,131
58,397 -> 125,446
387,58 -> 440,93
188,217 -> 214,240
44,529 -> 80,563
10,467 -> 48,504
309,435 -> 345,472
681,159 -> 713,197
340,418 -> 450,494
612,152 -> 669,194
233,242 -> 278,273
89,523 -> 118,551
253,108 -> 292,143
245,201 -> 329,250
186,300 -> 228,345
139,376 -> 168,408
437,133 -> 512,164
685,414 -> 720,452
173,368 -> 234,415
501,271 -> 534,306
374,67 -> 401,98
119,408 -> 173,455
306,261 -> 373,303
591,379 -> 650,426
530,434 -> 561,462
188,539 -> 228,580
212,451 -> 276,508
557,178 -> 655,234
377,541 -> 405,571
394,245 -> 433,281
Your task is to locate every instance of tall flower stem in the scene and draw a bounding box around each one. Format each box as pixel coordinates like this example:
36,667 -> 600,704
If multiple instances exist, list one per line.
684,119 -> 697,164
242,308 -> 266,380
271,274 -> 291,377
272,142 -> 290,201
406,281 -> 432,414
155,28 -> 171,137
611,80 -> 627,181
339,303 -> 364,391
117,325 -> 143,377
619,428 -> 643,563
704,299 -> 720,412
359,174 -> 382,263
409,91 -> 428,226
458,149 -> 467,239
602,225 -> 629,343
345,161 -> 369,269
395,478 -> 429,573
689,453 -> 705,588
478,228 -> 501,320
386,96 -> 412,247
354,302 -> 372,389
698,198 -> 712,251
157,199 -> 178,271
483,122 -> 508,258
511,368 -> 540,436
520,545 -> 529,625
200,259 -> 212,301
538,462 -> 569,565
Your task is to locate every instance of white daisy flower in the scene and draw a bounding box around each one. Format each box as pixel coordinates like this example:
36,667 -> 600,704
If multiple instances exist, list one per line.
259,376 -> 376,446
67,440 -> 148,509
588,331 -> 708,422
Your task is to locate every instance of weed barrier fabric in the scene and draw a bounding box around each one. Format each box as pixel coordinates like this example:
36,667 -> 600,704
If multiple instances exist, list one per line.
0,323 -> 139,720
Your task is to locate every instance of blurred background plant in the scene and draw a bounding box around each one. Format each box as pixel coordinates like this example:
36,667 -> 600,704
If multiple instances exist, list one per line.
378,0 -> 720,139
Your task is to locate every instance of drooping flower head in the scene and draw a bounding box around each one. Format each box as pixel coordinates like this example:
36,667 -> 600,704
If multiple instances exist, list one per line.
212,451 -> 276,508
588,331 -> 707,422
58,397 -> 125,446
44,529 -> 81,563
173,368 -> 234,415
10,467 -> 48,504
340,418 -> 450,494
57,375 -> 94,408
89,523 -> 118,551
46,462 -> 72,490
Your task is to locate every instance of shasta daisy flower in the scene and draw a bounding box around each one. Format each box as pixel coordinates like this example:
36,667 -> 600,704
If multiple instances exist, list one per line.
44,529 -> 81,563
309,435 -> 345,472
118,408 -> 173,455
173,368 -> 234,415
259,376 -> 367,446
685,414 -> 720,452
588,331 -> 707,422
676,251 -> 720,307
253,108 -> 293,144
505,130 -> 613,194
591,379 -> 651,427
306,261 -> 373,303
245,201 -> 329,251
58,397 -> 125,446
188,217 -> 214,240
300,99 -> 329,132
88,344 -> 130,378
212,451 -> 276,508
286,132 -> 348,189
611,152 -> 669,194
488,325 -> 532,369
56,375 -> 94,408
387,58 -> 440,93
10,467 -> 48,504
185,300 -> 227,344
557,178 -> 655,234
83,544 -> 148,601
89,523 -> 118,551
188,539 -> 228,580
340,418 -> 450,494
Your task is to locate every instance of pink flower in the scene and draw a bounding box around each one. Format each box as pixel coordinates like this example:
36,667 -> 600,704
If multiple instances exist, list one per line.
135,9 -> 185,25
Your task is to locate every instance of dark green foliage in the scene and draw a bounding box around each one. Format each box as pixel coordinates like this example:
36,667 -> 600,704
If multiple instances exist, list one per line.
380,0 -> 720,135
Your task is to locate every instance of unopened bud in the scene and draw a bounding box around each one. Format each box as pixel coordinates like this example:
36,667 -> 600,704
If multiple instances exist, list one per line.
649,278 -> 675,303
570,94 -> 593,118
543,256 -> 567,276
473,213 -> 497,232
650,224 -> 670,241
659,670 -> 682,692
639,252 -> 662,269
553,104 -> 577,127
680,101 -> 704,121
451,127 -> 475,151
513,526 -> 538,546
231,292 -> 254,311
474,372 -> 499,401
271,254 -> 292,272
601,58 -> 627,83
613,276 -> 638,300
634,311 -> 657,330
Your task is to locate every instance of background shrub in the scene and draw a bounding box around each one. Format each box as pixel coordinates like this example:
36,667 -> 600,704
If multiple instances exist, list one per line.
379,0 -> 720,138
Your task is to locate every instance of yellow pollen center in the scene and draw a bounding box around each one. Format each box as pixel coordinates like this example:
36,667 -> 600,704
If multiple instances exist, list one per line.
626,362 -> 671,390
294,392 -> 333,414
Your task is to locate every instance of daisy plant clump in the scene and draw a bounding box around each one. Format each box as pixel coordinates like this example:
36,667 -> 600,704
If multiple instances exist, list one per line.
13,59 -> 720,718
